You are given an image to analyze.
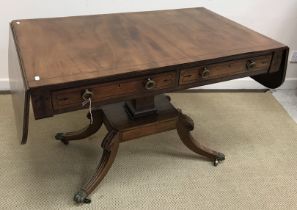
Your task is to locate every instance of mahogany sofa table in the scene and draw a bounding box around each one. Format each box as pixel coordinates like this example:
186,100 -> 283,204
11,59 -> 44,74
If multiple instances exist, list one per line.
9,8 -> 288,204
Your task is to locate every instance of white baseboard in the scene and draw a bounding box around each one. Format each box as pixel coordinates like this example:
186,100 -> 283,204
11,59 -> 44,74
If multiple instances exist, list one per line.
0,77 -> 296,91
0,78 -> 9,91
195,78 -> 297,90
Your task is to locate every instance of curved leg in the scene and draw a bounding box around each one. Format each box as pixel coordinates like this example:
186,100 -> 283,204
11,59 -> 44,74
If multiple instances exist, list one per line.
74,130 -> 119,204
176,110 -> 225,166
55,109 -> 103,145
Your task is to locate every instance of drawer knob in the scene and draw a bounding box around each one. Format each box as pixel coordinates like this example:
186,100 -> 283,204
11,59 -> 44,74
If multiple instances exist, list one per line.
145,78 -> 156,90
82,89 -> 94,100
246,60 -> 256,70
200,67 -> 210,79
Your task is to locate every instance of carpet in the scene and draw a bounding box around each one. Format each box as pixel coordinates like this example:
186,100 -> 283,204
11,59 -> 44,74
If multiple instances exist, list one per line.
0,92 -> 296,209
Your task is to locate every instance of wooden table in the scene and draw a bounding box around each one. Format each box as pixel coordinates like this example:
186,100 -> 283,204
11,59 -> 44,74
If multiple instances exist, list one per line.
9,8 -> 289,204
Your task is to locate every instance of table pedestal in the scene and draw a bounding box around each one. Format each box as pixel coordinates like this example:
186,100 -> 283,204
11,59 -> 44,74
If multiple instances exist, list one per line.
55,94 -> 225,204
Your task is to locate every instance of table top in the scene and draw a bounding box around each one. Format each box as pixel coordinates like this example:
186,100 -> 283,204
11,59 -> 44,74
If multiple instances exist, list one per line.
11,7 -> 285,89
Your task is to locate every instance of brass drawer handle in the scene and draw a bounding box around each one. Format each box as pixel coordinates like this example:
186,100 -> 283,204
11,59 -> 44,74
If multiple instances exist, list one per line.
200,67 -> 210,79
145,78 -> 156,90
246,60 -> 256,70
82,89 -> 94,100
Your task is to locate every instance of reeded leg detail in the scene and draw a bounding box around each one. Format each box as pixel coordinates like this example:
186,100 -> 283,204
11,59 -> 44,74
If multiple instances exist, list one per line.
176,110 -> 225,166
74,130 -> 120,204
55,109 -> 103,144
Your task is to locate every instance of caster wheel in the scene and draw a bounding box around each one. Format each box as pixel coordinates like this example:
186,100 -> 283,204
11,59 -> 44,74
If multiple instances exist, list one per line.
74,190 -> 91,204
217,152 -> 225,161
55,133 -> 69,145
55,133 -> 64,140
213,153 -> 225,167
214,159 -> 219,166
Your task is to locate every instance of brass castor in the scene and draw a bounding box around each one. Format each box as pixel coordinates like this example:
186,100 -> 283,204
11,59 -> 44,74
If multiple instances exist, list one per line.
55,133 -> 69,145
213,153 -> 225,166
73,190 -> 91,204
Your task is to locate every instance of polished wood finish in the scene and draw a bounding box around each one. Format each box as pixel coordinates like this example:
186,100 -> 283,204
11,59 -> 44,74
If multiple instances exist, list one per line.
252,48 -> 289,88
31,89 -> 54,119
179,54 -> 272,85
65,95 -> 224,203
8,7 -> 289,204
74,130 -> 120,204
11,8 -> 286,89
177,110 -> 225,162
127,96 -> 156,112
9,7 -> 289,123
8,28 -> 30,144
125,96 -> 157,119
55,109 -> 103,145
51,71 -> 176,112
103,95 -> 178,141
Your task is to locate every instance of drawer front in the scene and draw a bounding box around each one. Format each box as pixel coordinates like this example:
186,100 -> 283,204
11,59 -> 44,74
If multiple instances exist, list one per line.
179,54 -> 272,85
52,71 -> 177,111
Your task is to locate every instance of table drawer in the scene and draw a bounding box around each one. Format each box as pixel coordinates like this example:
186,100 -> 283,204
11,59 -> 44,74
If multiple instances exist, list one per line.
52,71 -> 177,111
179,54 -> 272,85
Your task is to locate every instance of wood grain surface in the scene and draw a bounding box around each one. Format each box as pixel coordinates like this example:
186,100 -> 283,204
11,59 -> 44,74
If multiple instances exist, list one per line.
51,71 -> 177,112
11,7 -> 286,89
8,28 -> 30,144
179,54 -> 272,85
102,95 -> 178,141
9,7 -> 289,145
